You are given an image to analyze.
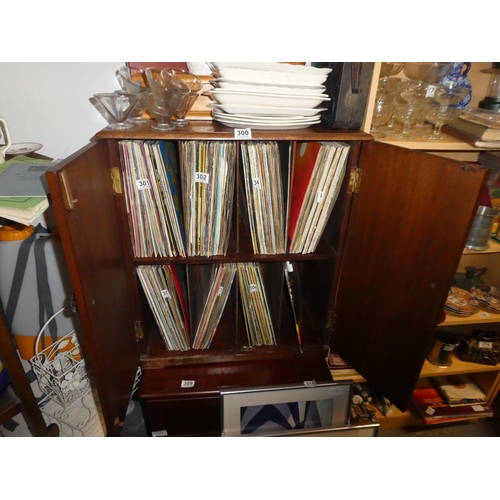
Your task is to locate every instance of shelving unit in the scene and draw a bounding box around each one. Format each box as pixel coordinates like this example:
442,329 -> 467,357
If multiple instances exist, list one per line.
35,62 -> 500,436
355,62 -> 500,429
43,111 -> 492,436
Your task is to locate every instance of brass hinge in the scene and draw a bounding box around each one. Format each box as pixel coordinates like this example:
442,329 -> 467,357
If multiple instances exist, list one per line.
348,167 -> 362,194
114,416 -> 124,431
135,321 -> 144,341
60,171 -> 78,211
326,310 -> 336,331
111,167 -> 122,194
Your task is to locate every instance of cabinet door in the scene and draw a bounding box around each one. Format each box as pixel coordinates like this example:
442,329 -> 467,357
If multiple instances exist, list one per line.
331,141 -> 488,410
46,140 -> 139,436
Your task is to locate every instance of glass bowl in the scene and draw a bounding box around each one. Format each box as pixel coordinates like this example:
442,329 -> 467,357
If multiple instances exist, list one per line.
145,68 -> 190,102
115,90 -> 146,122
379,62 -> 405,78
116,66 -> 148,94
403,63 -> 453,84
400,80 -> 439,105
93,92 -> 139,129
161,69 -> 204,126
138,91 -> 185,131
434,80 -> 471,108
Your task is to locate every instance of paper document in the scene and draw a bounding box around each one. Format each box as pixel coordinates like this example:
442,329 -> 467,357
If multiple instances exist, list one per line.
0,160 -> 53,197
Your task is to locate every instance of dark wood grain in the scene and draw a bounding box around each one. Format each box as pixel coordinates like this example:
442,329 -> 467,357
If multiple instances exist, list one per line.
330,141 -> 488,410
95,121 -> 374,142
46,141 -> 140,436
139,355 -> 332,436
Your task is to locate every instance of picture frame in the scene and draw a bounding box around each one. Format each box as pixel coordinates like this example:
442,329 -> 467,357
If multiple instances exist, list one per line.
220,381 -> 353,437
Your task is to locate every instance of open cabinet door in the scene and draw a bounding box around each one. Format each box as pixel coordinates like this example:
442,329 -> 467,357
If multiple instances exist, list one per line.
46,140 -> 139,436
331,141 -> 488,410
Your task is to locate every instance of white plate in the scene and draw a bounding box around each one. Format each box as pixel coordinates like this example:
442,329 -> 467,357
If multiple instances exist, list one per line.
213,116 -> 321,130
208,66 -> 330,87
212,80 -> 326,96
6,142 -> 43,155
209,62 -> 331,76
207,89 -> 329,109
214,78 -> 326,91
210,103 -> 327,117
212,110 -> 321,123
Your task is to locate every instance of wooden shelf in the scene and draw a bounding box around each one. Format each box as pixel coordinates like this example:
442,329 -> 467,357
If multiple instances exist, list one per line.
377,131 -> 485,151
95,120 -> 374,142
420,355 -> 500,377
332,355 -> 500,430
440,309 -> 500,326
463,239 -> 500,255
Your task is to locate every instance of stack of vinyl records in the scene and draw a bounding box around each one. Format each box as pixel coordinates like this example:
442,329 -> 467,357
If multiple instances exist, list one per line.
241,141 -> 287,254
136,265 -> 190,351
119,140 -> 186,258
237,262 -> 276,346
191,263 -> 237,350
206,62 -> 331,130
180,140 -> 237,256
288,141 -> 350,254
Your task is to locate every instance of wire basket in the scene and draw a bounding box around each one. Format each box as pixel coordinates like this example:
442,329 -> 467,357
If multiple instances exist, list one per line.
30,307 -> 90,408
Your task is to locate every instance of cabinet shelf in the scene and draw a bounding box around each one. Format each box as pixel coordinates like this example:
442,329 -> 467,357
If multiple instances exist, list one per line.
440,309 -> 500,326
420,355 -> 499,377
377,131 -> 485,151
95,120 -> 373,142
332,355 -> 499,384
463,239 -> 500,255
47,102 -> 495,434
133,250 -> 337,266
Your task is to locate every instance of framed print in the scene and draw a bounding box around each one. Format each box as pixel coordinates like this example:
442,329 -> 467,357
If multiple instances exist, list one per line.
267,422 -> 380,437
220,381 -> 352,437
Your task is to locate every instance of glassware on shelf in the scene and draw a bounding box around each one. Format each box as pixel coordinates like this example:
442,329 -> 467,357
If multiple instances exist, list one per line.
138,91 -> 185,131
370,98 -> 396,138
393,102 -> 427,139
423,104 -> 462,140
376,77 -> 408,134
114,90 -> 146,123
161,69 -> 203,127
115,66 -> 149,123
145,68 -> 190,102
433,80 -> 471,111
379,62 -> 405,78
400,80 -> 439,105
403,62 -> 453,84
116,66 -> 148,94
93,93 -> 139,130
438,63 -> 472,109
143,68 -> 192,131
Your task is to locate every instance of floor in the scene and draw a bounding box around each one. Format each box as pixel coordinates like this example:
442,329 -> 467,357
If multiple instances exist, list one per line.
121,398 -> 500,437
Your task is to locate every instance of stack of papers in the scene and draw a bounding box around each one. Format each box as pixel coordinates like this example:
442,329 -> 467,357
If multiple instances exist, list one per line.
0,155 -> 57,225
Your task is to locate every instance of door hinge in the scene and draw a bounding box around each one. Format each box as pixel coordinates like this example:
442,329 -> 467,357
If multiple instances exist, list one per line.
460,163 -> 476,172
135,321 -> 144,341
326,311 -> 336,331
114,416 -> 124,431
111,167 -> 122,194
348,167 -> 362,194
60,171 -> 78,211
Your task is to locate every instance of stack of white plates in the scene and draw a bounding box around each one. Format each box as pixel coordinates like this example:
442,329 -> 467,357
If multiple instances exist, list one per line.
206,63 -> 331,130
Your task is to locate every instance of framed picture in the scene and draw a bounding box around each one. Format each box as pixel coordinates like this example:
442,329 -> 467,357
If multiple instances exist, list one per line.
220,381 -> 353,437
265,422 -> 380,437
